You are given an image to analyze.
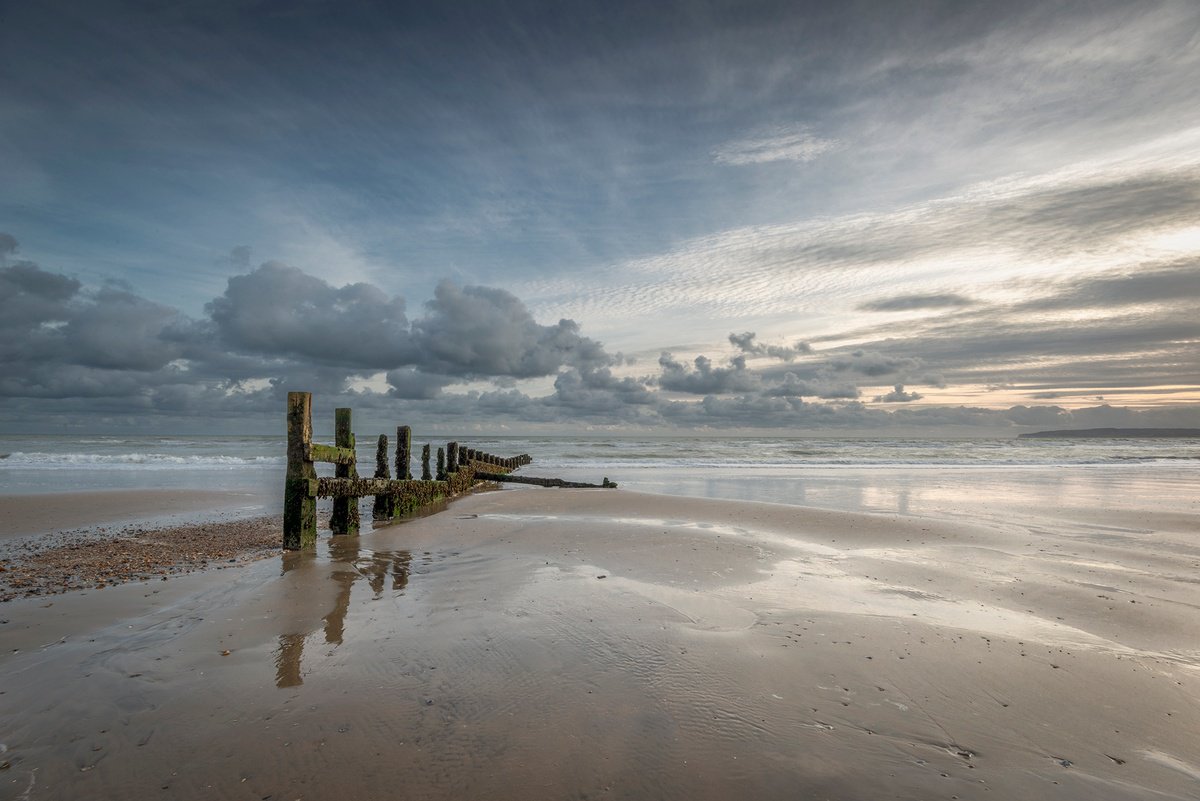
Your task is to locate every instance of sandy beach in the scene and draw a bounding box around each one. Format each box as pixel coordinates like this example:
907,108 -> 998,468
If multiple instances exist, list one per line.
0,489 -> 273,541
2,484 -> 1199,800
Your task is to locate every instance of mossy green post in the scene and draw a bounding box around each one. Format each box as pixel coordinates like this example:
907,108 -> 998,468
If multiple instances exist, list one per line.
372,434 -> 392,520
436,446 -> 446,481
421,443 -> 432,481
330,408 -> 360,536
396,426 -> 412,480
447,441 -> 458,473
284,392 -> 317,550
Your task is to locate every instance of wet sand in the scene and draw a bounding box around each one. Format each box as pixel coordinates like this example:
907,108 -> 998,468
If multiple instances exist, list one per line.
2,486 -> 1200,799
0,489 -> 272,540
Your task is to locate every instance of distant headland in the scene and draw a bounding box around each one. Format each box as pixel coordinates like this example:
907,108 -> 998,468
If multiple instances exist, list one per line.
1018,428 -> 1200,439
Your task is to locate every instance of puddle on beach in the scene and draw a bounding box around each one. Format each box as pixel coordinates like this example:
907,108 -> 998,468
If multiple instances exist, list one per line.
274,539 -> 415,688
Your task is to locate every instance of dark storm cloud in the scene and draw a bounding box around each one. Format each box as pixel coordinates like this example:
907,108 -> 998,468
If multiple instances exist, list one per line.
206,262 -> 413,369
858,293 -> 976,312
64,286 -> 187,371
0,249 -> 189,391
410,282 -> 612,378
727,331 -> 812,360
0,251 -> 625,419
385,368 -> 455,400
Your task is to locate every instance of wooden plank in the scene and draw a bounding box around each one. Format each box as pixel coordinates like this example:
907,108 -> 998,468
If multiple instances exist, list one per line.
473,471 -> 616,489
307,443 -> 356,465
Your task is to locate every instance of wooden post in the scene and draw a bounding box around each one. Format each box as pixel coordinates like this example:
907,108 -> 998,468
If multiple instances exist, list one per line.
284,392 -> 317,550
436,447 -> 446,481
421,443 -> 432,481
447,441 -> 458,473
396,426 -> 412,480
330,408 -> 360,535
372,434 -> 392,520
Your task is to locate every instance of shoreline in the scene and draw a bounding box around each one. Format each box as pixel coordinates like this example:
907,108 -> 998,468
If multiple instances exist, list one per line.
1,485 -> 1198,798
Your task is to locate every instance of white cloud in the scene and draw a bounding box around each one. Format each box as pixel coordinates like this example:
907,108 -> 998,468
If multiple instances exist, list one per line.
712,125 -> 840,166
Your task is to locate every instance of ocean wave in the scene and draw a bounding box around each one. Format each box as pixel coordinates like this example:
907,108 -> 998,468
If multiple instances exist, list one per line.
0,452 -> 285,469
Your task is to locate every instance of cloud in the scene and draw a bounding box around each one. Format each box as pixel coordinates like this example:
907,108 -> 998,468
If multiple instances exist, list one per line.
713,125 -> 840,166
829,349 -> 924,378
64,286 -> 187,371
206,262 -> 413,369
0,232 -> 18,259
519,155 -> 1200,337
1018,259 -> 1200,310
858,293 -> 976,312
2,244 -> 1197,434
761,372 -> 811,397
817,259 -> 1200,393
874,384 -> 923,403
410,281 -> 612,378
549,366 -> 655,413
728,331 -> 812,361
385,368 -> 453,400
657,353 -> 759,395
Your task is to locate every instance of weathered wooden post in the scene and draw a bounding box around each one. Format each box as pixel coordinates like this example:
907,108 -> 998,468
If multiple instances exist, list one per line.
372,434 -> 392,520
436,447 -> 446,481
396,425 -> 412,480
330,408 -> 360,536
447,441 -> 459,473
421,443 -> 432,481
284,392 -> 318,550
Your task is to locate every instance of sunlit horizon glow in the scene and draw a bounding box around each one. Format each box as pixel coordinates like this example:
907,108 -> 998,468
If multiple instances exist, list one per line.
1,1 -> 1198,434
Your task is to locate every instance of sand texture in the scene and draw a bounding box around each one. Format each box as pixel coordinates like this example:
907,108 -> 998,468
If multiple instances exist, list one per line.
0,515 -> 280,601
0,490 -> 271,540
2,487 -> 1199,799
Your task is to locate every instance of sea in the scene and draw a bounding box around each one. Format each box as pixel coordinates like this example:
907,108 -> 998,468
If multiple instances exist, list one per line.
2,434 -> 1197,521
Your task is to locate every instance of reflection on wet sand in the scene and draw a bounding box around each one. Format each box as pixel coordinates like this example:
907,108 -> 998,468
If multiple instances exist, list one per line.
274,632 -> 306,688
274,536 -> 412,687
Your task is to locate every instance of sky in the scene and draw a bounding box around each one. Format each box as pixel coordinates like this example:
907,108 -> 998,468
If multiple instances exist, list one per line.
2,0 -> 1199,434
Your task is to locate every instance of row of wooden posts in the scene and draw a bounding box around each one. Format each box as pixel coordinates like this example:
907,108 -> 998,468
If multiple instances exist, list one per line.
284,391 -> 531,550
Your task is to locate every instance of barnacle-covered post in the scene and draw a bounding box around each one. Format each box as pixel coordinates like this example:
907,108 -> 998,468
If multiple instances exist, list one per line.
396,425 -> 412,480
330,408 -> 359,535
372,434 -> 392,519
284,392 -> 317,550
421,443 -> 432,481
447,441 -> 459,474
436,446 -> 446,481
